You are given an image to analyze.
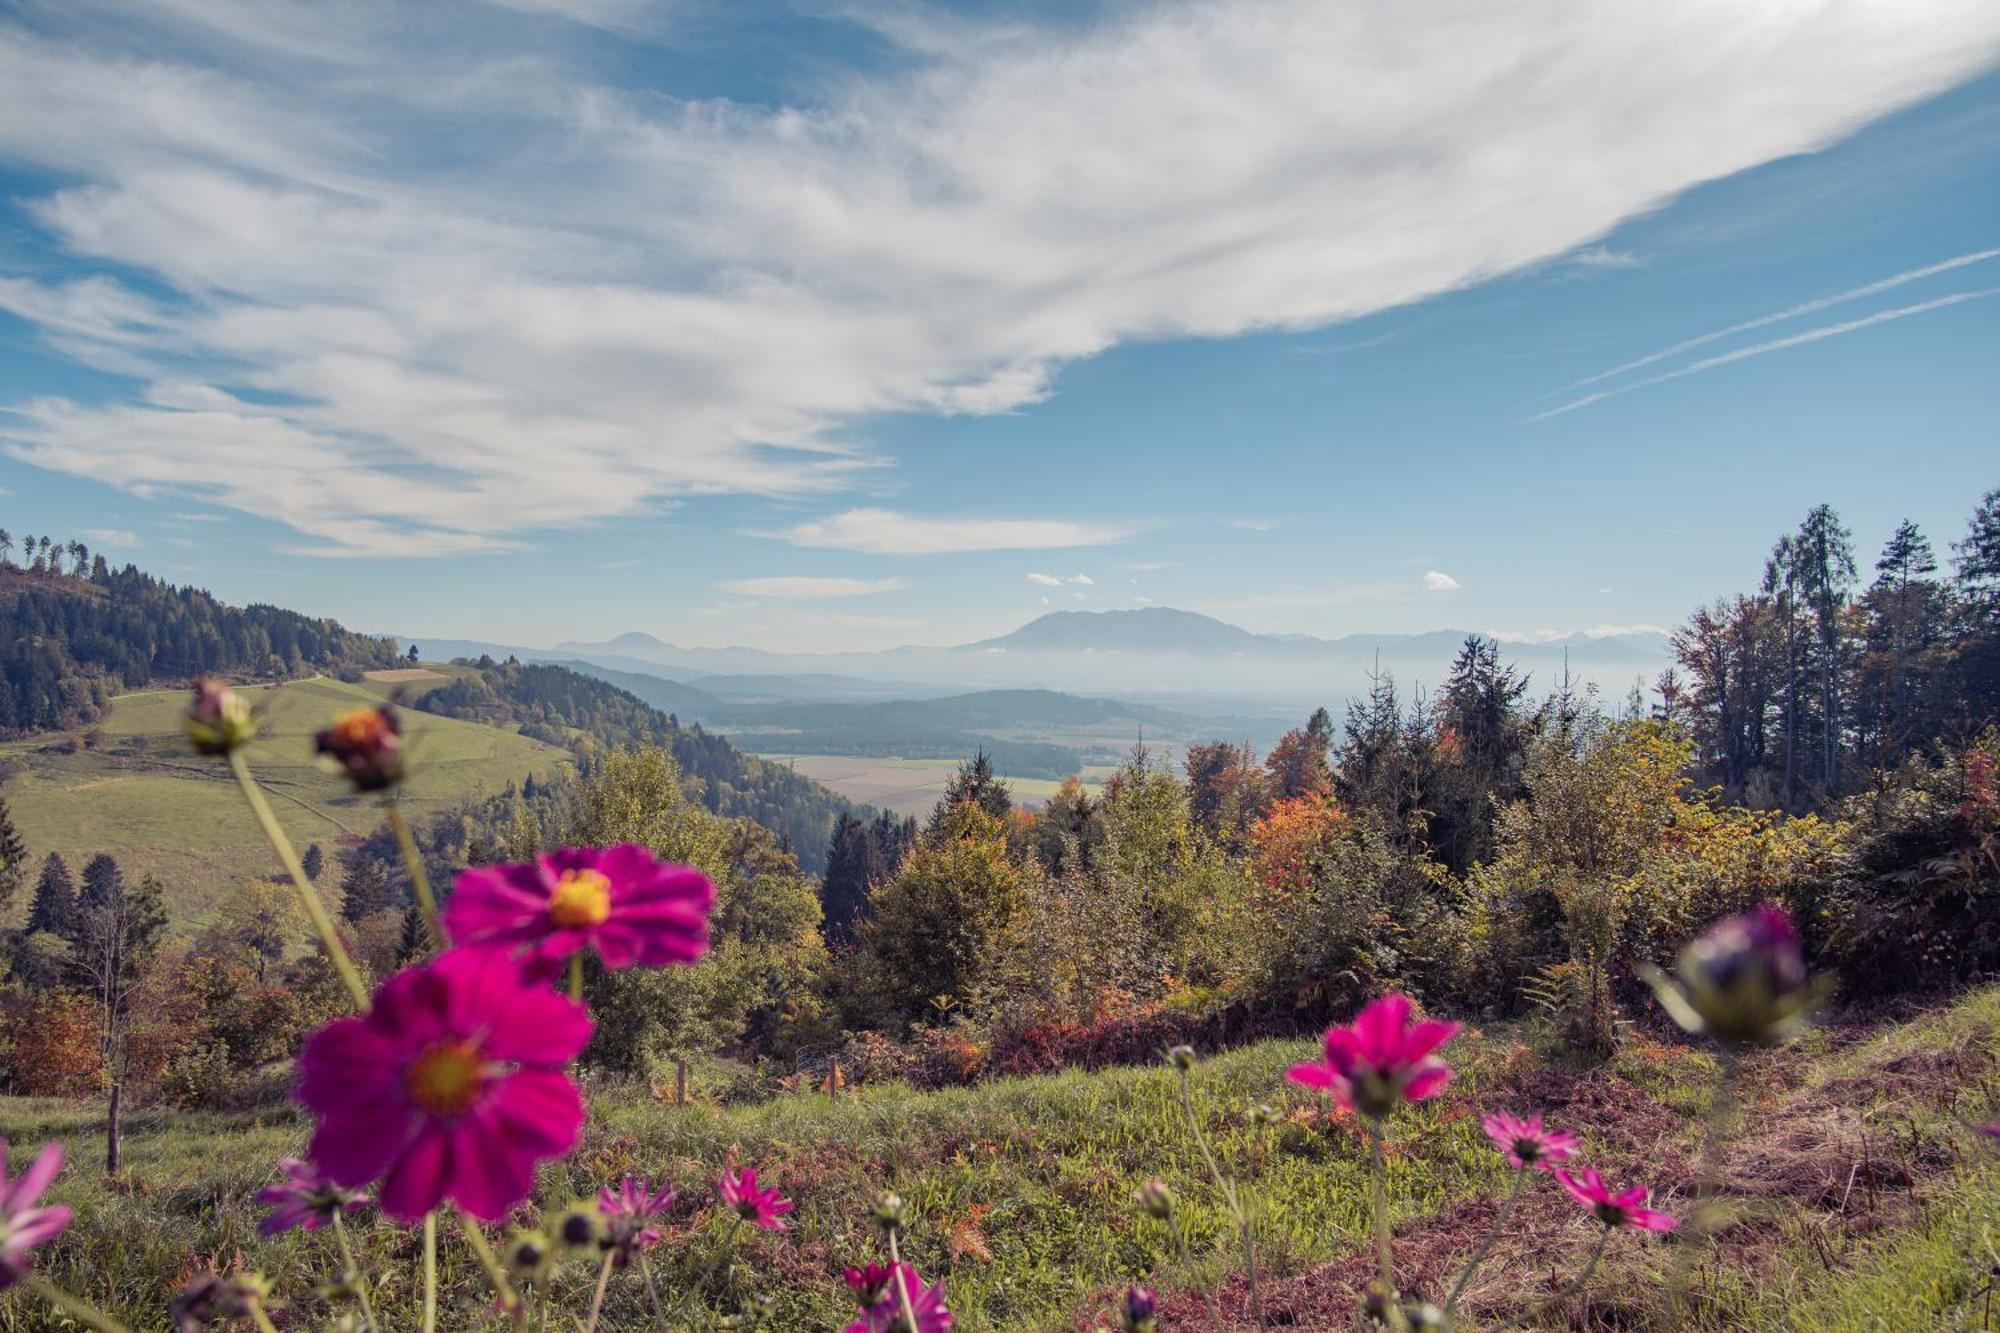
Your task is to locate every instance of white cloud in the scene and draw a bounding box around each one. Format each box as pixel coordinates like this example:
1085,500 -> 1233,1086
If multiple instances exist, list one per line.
1223,518 -> 1280,533
1423,570 -> 1461,593
773,509 -> 1134,555
0,3 -> 1995,552
717,575 -> 907,598
83,527 -> 137,547
1026,571 -> 1094,587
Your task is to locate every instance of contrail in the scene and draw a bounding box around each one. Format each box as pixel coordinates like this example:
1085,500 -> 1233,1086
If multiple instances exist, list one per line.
1527,285 -> 2000,422
1555,246 -> 2000,394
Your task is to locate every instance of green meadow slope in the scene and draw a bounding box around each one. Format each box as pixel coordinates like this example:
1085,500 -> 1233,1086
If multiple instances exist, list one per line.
6,989 -> 1996,1331
0,673 -> 569,928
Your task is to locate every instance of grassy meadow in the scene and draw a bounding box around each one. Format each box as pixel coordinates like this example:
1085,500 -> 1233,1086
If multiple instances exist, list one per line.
0,672 -> 569,929
7,987 -> 1996,1331
760,754 -> 1119,818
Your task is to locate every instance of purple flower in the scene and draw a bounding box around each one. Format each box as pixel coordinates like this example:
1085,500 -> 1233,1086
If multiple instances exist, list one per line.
255,1157 -> 369,1237
1122,1285 -> 1158,1333
716,1168 -> 793,1232
844,1263 -> 953,1332
598,1175 -> 674,1259
445,845 -> 714,969
1651,903 -> 1826,1044
297,948 -> 591,1222
1480,1111 -> 1578,1171
314,705 -> 404,792
1287,993 -> 1460,1120
0,1140 -> 72,1291
1554,1168 -> 1678,1232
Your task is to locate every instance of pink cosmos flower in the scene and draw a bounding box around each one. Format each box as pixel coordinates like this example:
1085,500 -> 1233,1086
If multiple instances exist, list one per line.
0,1140 -> 72,1291
1287,992 -> 1460,1120
844,1262 -> 954,1333
1481,1111 -> 1578,1171
298,948 -> 591,1222
1554,1167 -> 1678,1232
716,1168 -> 794,1232
255,1157 -> 370,1237
598,1175 -> 674,1256
444,845 -> 714,969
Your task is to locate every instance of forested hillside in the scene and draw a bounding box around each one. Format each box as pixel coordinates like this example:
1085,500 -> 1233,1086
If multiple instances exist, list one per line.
414,658 -> 848,868
0,530 -> 400,736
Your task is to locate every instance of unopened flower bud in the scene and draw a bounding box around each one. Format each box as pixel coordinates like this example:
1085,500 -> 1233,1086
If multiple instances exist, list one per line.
1135,1178 -> 1175,1220
315,704 -> 404,792
1122,1285 -> 1158,1333
1166,1044 -> 1197,1071
1647,904 -> 1828,1045
553,1203 -> 602,1251
505,1228 -> 553,1282
185,677 -> 258,756
871,1192 -> 908,1235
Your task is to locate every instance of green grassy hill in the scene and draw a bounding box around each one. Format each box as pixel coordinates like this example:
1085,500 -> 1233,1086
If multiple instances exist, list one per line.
0,672 -> 570,928
7,989 -> 1996,1330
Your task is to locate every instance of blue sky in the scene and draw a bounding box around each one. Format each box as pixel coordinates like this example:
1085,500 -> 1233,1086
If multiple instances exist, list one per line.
1,0 -> 1997,652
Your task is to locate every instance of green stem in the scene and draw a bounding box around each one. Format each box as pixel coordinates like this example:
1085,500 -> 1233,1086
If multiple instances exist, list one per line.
1665,1049 -> 1742,1323
1441,1166 -> 1530,1321
333,1210 -> 382,1333
248,1303 -> 281,1333
19,1273 -> 137,1333
386,798 -> 445,951
229,749 -> 369,1008
458,1210 -> 520,1318
638,1250 -> 671,1330
583,1251 -> 616,1333
569,953 -> 585,1003
1176,1068 -> 1263,1327
422,1211 -> 438,1333
887,1229 -> 924,1332
1166,1210 -> 1226,1333
1367,1124 -> 1410,1333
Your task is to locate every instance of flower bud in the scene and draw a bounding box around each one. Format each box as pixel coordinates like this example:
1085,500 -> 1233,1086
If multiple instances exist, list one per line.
185,677 -> 258,756
1166,1044 -> 1197,1071
1647,904 -> 1828,1045
315,704 -> 404,792
170,1272 -> 271,1331
553,1203 -> 602,1251
505,1228 -> 553,1283
1135,1178 -> 1175,1220
1122,1285 -> 1158,1333
871,1192 -> 908,1235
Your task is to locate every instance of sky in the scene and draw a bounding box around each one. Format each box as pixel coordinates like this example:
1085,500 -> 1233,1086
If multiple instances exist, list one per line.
0,0 -> 1997,653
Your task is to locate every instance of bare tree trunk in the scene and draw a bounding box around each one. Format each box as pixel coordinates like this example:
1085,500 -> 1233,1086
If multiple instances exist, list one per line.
106,1079 -> 122,1173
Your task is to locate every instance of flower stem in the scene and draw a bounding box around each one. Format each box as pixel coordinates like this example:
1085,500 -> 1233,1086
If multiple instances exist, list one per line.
1166,1210 -> 1226,1333
583,1251 -> 615,1333
386,797 -> 444,951
674,1214 -> 744,1321
1176,1067 -> 1263,1327
457,1210 -> 520,1317
19,1273 -> 136,1333
569,953 -> 585,1003
1441,1166 -> 1529,1320
333,1210 -> 382,1333
886,1229 -> 927,1332
1366,1124 -> 1410,1333
229,749 -> 368,1008
248,1302 -> 282,1333
1665,1048 -> 1742,1323
421,1211 -> 438,1333
638,1250 -> 670,1330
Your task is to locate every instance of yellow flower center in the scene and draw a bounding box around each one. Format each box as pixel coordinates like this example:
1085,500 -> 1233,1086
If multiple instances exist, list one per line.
548,868 -> 613,929
407,1040 -> 486,1116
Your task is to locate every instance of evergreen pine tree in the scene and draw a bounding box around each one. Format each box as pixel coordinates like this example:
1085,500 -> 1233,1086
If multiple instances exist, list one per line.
79,852 -> 125,915
26,851 -> 76,937
820,813 -> 878,944
925,750 -> 1012,839
339,856 -> 395,922
300,842 -> 325,880
0,794 -> 26,916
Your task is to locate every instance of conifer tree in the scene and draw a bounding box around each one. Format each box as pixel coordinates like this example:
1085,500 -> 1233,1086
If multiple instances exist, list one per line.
300,842 -> 325,881
79,852 -> 125,915
339,855 -> 395,922
26,852 -> 76,937
0,794 -> 26,916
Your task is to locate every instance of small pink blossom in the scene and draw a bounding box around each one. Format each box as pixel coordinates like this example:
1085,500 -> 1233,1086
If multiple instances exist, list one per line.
844,1262 -> 953,1332
1554,1167 -> 1678,1232
598,1175 -> 674,1256
716,1168 -> 794,1232
445,845 -> 714,969
255,1157 -> 369,1237
1481,1111 -> 1578,1171
1287,993 -> 1460,1120
0,1140 -> 72,1291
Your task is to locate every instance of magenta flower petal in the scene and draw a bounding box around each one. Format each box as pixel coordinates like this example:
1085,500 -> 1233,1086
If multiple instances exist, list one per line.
297,949 -> 590,1223
1290,992 -> 1461,1120
444,845 -> 715,972
1,1140 -> 73,1291
1555,1168 -> 1677,1232
716,1168 -> 794,1231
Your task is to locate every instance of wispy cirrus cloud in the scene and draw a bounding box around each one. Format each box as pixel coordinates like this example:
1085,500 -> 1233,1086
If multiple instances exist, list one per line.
717,575 -> 908,598
1027,572 -> 1094,587
0,2 -> 1995,553
771,509 -> 1135,556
